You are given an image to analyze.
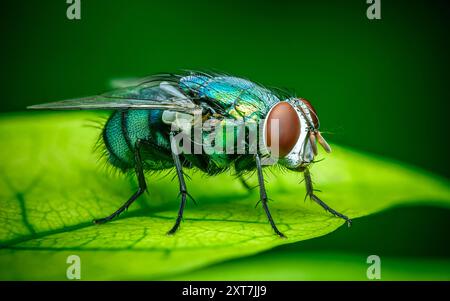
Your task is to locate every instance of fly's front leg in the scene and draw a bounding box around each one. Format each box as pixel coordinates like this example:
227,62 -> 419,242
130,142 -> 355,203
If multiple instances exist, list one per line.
255,154 -> 285,238
94,139 -> 147,224
304,168 -> 352,226
167,132 -> 194,235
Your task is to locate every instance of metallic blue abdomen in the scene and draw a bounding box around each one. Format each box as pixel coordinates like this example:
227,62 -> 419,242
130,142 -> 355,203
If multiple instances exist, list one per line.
103,110 -> 172,170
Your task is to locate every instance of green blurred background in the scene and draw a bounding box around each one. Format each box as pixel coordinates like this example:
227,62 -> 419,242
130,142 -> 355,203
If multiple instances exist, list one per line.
0,0 -> 449,279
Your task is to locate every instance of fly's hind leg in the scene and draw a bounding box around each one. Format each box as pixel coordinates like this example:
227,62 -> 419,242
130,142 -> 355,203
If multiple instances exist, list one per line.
255,154 -> 285,238
167,132 -> 194,235
304,168 -> 352,226
93,139 -> 147,224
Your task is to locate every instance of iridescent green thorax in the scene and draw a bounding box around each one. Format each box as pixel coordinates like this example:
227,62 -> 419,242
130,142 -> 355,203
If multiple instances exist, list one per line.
179,75 -> 279,121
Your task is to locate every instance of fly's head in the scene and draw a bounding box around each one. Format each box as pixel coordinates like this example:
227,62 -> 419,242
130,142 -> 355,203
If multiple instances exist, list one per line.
262,98 -> 331,171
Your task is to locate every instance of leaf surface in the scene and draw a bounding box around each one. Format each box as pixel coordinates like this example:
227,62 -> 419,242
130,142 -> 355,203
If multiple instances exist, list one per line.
0,112 -> 449,280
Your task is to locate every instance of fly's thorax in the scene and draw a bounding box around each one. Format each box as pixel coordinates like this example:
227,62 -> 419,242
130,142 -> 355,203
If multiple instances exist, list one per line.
262,98 -> 323,169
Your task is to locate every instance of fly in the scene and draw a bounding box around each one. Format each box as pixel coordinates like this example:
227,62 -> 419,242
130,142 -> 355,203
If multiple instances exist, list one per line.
28,72 -> 351,237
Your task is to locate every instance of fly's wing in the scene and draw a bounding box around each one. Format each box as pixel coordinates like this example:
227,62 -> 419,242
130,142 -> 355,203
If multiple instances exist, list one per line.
27,96 -> 197,113
28,75 -> 201,114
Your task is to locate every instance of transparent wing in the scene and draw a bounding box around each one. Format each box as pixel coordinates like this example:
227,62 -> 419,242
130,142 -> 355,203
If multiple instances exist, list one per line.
27,95 -> 199,113
27,76 -> 201,114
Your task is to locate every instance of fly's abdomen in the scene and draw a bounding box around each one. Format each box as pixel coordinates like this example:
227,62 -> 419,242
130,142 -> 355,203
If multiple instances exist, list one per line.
103,111 -> 133,170
124,110 -> 152,147
103,110 -> 172,171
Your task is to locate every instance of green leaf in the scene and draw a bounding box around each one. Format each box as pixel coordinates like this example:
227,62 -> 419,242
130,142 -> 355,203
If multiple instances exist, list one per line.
0,112 -> 449,280
166,206 -> 450,280
166,251 -> 450,281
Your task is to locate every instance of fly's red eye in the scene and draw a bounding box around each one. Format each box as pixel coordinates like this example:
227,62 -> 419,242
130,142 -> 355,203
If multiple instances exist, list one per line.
300,98 -> 319,129
265,102 -> 301,157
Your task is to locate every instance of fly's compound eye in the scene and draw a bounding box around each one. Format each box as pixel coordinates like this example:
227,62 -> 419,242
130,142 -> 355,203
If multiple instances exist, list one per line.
264,102 -> 301,158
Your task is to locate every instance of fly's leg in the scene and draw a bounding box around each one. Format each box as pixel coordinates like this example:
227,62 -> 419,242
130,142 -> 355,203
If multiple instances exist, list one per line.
255,154 -> 286,238
93,139 -> 147,224
304,168 -> 352,226
167,132 -> 193,235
